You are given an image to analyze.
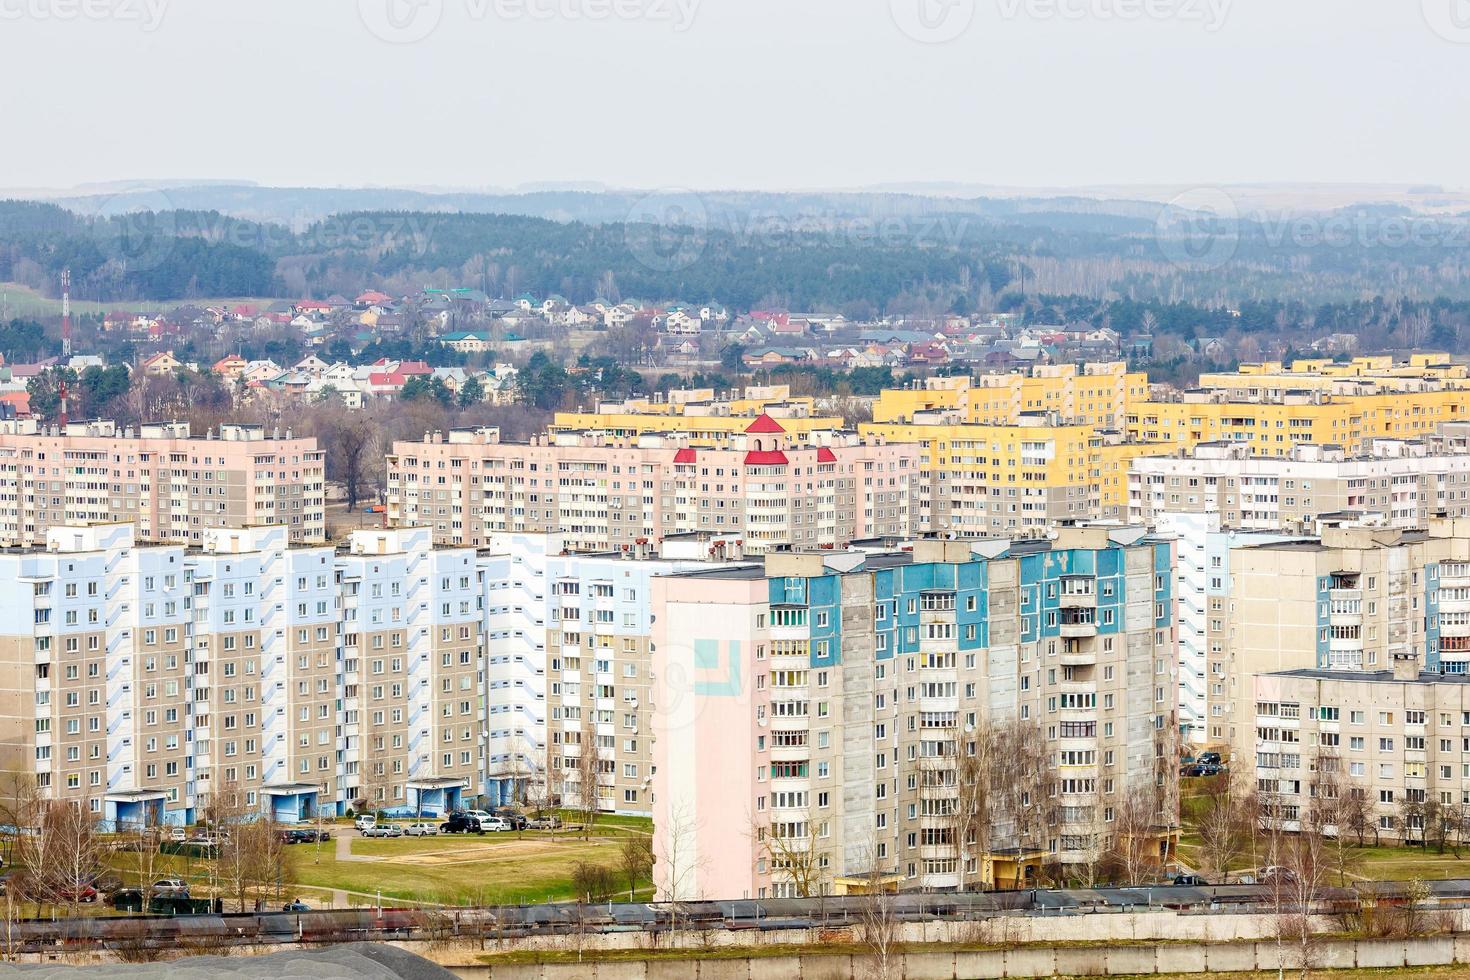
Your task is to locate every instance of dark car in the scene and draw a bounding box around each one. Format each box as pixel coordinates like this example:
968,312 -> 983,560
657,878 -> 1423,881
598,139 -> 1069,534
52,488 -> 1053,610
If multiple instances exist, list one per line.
282,899 -> 311,912
440,815 -> 485,835
1172,873 -> 1209,886
1198,751 -> 1223,766
492,808 -> 528,830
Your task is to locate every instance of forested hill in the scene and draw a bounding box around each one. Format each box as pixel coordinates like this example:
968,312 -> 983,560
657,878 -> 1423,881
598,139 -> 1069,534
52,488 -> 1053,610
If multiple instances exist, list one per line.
4,188 -> 1470,311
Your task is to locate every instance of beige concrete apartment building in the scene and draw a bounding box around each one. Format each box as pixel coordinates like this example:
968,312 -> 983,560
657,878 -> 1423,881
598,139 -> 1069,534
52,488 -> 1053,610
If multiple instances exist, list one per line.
386,421 -> 917,554
1128,439 -> 1470,533
0,420 -> 325,546
1255,662 -> 1470,843
1225,519 -> 1470,761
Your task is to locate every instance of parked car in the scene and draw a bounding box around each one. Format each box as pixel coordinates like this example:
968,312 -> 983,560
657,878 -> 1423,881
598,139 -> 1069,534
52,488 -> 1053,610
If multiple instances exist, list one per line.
282,899 -> 311,912
361,823 -> 402,838
354,814 -> 378,832
440,815 -> 485,835
55,882 -> 98,903
1198,751 -> 1223,766
403,822 -> 438,837
491,808 -> 528,830
526,815 -> 562,830
167,827 -> 187,842
481,816 -> 511,833
151,878 -> 190,897
459,809 -> 495,823
1172,873 -> 1209,886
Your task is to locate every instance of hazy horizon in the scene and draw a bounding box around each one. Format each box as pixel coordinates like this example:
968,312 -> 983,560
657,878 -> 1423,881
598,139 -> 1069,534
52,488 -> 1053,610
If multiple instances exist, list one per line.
3,1 -> 1468,193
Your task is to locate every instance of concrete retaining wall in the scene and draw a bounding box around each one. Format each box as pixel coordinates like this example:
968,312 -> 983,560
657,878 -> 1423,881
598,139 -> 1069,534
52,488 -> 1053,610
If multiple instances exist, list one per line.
451,935 -> 1470,979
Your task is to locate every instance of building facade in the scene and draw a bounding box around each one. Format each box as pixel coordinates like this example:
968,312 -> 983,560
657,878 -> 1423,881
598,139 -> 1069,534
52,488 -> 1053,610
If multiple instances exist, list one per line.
651,527 -> 1179,902
1128,440 -> 1470,533
0,420 -> 325,547
386,421 -> 917,554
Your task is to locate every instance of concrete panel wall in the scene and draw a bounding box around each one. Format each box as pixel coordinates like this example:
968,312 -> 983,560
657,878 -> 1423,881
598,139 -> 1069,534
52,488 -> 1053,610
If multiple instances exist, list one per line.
462,934 -> 1470,980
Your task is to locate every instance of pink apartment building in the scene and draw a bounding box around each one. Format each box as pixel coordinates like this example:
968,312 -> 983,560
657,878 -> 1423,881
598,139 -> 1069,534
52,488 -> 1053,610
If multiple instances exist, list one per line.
386,416 -> 918,554
0,419 -> 326,546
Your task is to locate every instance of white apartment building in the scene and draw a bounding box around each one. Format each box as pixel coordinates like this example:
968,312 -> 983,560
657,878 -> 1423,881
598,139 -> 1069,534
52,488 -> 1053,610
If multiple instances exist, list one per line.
1129,439 -> 1470,533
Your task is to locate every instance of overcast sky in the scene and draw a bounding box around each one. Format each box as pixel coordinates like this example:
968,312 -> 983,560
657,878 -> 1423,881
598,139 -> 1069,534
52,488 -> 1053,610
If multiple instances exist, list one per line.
2,0 -> 1467,192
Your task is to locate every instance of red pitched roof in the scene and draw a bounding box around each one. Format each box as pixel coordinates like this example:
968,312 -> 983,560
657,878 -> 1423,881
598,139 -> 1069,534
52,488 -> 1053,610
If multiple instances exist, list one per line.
673,448 -> 697,464
0,392 -> 30,417
744,414 -> 786,434
816,447 -> 837,463
396,361 -> 432,376
369,372 -> 407,387
744,450 -> 789,466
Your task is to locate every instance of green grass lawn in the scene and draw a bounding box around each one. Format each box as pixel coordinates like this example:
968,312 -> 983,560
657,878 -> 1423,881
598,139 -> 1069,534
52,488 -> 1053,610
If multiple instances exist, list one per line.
107,820 -> 654,909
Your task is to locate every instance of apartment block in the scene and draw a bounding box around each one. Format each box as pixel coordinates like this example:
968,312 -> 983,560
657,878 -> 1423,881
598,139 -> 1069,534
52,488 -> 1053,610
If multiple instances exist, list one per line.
551,385 -> 846,444
336,528 -> 484,818
1127,387 -> 1464,458
860,415 -> 1163,538
1129,440 -> 1470,533
386,420 -> 916,554
0,419 -> 325,546
1225,519 -> 1470,761
1152,512 -> 1303,747
651,527 -> 1179,902
1199,354 -> 1470,398
871,364 -> 1147,428
478,531 -> 752,816
0,523 -> 489,828
1254,661 -> 1470,844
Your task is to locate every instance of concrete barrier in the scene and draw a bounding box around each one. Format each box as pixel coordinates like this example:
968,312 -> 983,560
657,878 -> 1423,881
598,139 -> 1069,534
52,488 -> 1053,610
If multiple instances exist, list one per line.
953,949 -> 1009,977
1355,938 -> 1406,968
1103,946 -> 1157,975
745,955 -> 802,980
1052,946 -> 1109,976
452,934 -> 1470,980
903,951 -> 954,979
1406,936 -> 1455,966
594,961 -> 648,980
694,960 -> 749,980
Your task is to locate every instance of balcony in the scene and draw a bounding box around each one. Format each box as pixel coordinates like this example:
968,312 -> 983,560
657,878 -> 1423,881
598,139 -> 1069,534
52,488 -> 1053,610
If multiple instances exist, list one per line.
1060,621 -> 1098,639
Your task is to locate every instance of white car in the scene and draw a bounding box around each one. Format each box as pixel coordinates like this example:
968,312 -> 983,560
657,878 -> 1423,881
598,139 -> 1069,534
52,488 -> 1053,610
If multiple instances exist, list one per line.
480,816 -> 511,833
354,815 -> 377,832
460,809 -> 495,823
403,822 -> 438,837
